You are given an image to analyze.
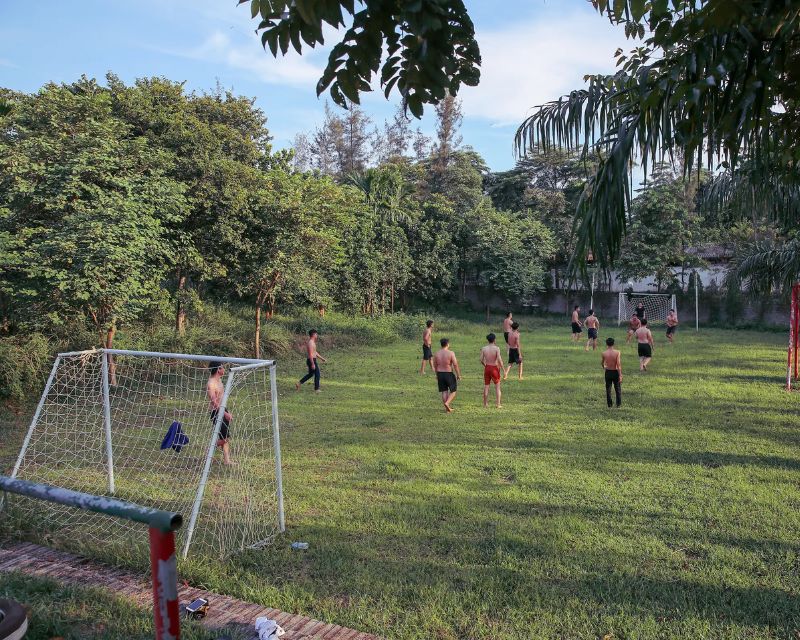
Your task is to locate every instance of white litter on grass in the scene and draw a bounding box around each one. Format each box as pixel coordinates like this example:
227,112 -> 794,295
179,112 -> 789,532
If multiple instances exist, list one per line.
255,616 -> 286,639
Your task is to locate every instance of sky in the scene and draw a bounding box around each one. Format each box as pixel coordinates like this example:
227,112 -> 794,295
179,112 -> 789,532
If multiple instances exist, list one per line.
0,0 -> 632,171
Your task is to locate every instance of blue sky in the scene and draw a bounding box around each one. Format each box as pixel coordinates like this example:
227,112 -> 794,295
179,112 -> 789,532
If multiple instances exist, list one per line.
0,1 -> 630,170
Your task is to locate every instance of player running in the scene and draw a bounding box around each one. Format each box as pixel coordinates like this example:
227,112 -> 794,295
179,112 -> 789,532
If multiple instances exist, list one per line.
433,338 -> 461,413
635,319 -> 654,371
296,329 -> 327,392
571,306 -> 583,342
601,337 -> 622,408
626,313 -> 641,344
584,309 -> 600,351
504,322 -> 523,380
666,309 -> 679,343
420,319 -> 434,374
480,333 -> 505,408
502,312 -> 514,344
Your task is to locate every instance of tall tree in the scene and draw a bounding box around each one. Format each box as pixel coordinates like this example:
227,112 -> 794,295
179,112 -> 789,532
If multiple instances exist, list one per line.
432,95 -> 463,172
377,105 -> 413,164
0,78 -> 186,357
108,74 -> 278,335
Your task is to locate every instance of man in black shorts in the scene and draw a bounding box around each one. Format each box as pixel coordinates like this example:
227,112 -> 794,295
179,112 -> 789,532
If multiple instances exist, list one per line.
420,320 -> 434,374
502,312 -> 513,344
571,305 -> 583,341
206,361 -> 233,465
635,319 -> 654,371
666,309 -> 678,343
433,338 -> 462,413
504,321 -> 523,380
584,309 -> 600,351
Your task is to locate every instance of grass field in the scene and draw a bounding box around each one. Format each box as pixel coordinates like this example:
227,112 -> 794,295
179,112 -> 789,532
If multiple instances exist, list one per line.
3,315 -> 800,639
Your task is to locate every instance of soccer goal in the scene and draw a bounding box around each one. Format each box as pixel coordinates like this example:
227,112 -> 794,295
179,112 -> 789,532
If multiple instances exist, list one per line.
7,349 -> 284,560
617,292 -> 677,325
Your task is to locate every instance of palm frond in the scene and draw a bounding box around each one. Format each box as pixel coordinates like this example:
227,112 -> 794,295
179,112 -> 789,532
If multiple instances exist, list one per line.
733,237 -> 800,294
515,2 -> 800,274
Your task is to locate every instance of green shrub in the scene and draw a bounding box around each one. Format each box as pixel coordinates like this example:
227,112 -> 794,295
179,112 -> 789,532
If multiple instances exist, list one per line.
0,333 -> 53,402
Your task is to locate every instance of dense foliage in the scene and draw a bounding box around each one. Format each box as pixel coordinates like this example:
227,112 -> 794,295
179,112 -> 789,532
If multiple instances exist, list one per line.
0,76 -> 559,360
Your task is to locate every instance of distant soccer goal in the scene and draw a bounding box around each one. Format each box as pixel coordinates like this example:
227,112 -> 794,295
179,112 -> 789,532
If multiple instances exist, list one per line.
7,349 -> 284,560
618,293 -> 677,326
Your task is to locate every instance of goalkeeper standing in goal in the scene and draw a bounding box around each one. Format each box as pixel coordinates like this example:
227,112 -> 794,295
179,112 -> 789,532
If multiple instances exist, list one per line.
207,361 -> 233,465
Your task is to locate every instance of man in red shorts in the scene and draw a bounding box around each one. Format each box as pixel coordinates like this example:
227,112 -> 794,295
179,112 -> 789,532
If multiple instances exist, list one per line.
626,312 -> 641,344
480,333 -> 505,408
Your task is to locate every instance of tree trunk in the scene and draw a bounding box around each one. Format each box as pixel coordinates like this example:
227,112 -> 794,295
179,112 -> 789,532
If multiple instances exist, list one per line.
175,273 -> 187,336
318,304 -> 326,317
105,322 -> 117,387
390,283 -> 395,313
254,305 -> 261,359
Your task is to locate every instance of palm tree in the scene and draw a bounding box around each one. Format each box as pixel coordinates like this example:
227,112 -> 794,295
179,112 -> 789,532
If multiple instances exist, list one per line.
515,1 -> 800,275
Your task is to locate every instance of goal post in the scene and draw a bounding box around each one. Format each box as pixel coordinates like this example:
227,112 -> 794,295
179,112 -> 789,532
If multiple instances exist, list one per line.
0,475 -> 183,640
7,348 -> 285,560
787,284 -> 800,390
617,292 -> 677,325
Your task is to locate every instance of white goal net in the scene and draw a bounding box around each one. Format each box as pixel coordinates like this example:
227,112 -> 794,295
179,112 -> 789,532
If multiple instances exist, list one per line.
7,349 -> 284,559
618,293 -> 677,325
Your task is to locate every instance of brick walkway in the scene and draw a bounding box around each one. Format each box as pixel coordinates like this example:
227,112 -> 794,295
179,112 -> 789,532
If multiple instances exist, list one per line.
0,542 -> 382,640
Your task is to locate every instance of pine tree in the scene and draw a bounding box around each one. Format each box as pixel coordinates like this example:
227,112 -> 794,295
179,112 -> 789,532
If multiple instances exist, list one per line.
378,105 -> 412,163
432,95 -> 463,171
291,132 -> 312,172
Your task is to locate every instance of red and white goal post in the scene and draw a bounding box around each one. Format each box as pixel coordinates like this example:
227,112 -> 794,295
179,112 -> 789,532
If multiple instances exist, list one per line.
787,284 -> 800,390
0,475 -> 183,640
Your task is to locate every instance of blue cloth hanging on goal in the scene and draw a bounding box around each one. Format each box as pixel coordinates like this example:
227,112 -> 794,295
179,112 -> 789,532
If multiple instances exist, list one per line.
160,421 -> 189,453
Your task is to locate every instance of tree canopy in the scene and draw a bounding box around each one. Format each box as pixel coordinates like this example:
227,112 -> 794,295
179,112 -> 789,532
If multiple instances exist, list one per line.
246,0 -> 800,285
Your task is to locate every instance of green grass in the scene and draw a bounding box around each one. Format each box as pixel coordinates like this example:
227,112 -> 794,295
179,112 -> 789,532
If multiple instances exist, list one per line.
3,315 -> 800,639
0,572 -> 215,639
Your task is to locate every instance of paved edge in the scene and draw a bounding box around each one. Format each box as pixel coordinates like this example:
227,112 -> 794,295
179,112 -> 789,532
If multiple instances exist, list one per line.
0,542 -> 383,640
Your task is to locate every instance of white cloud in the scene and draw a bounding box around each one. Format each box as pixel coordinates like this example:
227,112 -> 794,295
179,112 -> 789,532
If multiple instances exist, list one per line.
459,12 -> 630,125
0,58 -> 17,68
174,30 -> 325,87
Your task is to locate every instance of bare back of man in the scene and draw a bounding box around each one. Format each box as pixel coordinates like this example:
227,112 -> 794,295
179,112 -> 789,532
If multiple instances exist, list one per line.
601,339 -> 623,408
584,312 -> 600,351
433,339 -> 461,412
635,323 -> 654,371
480,335 -> 505,408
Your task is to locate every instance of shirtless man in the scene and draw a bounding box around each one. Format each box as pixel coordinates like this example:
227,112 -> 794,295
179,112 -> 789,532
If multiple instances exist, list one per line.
296,329 -> 327,392
420,319 -> 434,374
207,361 -> 233,465
665,309 -> 679,343
502,312 -> 514,345
571,305 -> 583,342
601,337 -> 623,408
626,313 -> 641,344
635,319 -> 654,371
504,322 -> 523,380
480,333 -> 505,408
584,309 -> 600,351
433,338 -> 461,413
